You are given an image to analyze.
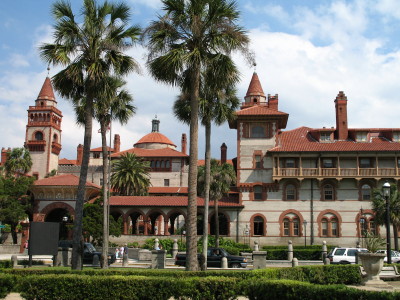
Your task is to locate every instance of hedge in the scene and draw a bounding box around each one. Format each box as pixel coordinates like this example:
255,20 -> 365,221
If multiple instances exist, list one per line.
0,260 -> 12,269
0,274 -> 15,299
17,275 -> 240,300
242,279 -> 400,300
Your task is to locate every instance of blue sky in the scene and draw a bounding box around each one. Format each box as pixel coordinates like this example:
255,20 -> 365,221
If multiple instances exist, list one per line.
1,0 -> 400,160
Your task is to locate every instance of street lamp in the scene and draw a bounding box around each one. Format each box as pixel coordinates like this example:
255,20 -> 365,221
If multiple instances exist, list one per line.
383,182 -> 391,264
359,218 -> 365,248
303,220 -> 307,247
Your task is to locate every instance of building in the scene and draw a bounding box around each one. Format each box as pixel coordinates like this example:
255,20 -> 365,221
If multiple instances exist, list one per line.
4,73 -> 400,246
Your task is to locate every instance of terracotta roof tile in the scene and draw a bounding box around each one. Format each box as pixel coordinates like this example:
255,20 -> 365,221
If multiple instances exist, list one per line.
110,196 -> 242,207
90,146 -> 113,152
236,105 -> 288,116
148,187 -> 188,194
134,132 -> 176,147
269,126 -> 400,152
37,77 -> 56,101
34,174 -> 101,188
58,158 -> 77,165
246,72 -> 265,97
111,147 -> 188,158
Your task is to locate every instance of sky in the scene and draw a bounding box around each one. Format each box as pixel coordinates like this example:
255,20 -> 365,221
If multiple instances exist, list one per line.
1,0 -> 400,160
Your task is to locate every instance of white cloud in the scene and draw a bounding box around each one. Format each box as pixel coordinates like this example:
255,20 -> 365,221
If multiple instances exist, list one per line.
9,53 -> 30,67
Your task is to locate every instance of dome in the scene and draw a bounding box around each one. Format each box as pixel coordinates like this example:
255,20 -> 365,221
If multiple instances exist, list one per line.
134,132 -> 176,149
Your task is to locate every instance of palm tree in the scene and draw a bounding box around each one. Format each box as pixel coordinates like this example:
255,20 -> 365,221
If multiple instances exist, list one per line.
372,185 -> 400,251
111,153 -> 151,196
144,0 -> 249,271
39,0 -> 140,269
4,148 -> 32,177
174,70 -> 239,270
198,159 -> 235,248
74,76 -> 136,268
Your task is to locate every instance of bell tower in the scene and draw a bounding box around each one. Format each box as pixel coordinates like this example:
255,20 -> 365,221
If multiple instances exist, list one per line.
25,76 -> 62,179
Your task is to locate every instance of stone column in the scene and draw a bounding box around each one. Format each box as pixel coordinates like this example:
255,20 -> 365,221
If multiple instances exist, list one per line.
221,257 -> 228,269
292,258 -> 298,267
172,239 -> 178,259
252,251 -> 267,269
154,238 -> 159,250
164,220 -> 170,236
288,240 -> 293,261
151,250 -> 166,269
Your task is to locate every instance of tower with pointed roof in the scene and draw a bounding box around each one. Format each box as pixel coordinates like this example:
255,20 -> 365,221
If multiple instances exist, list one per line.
25,76 -> 62,179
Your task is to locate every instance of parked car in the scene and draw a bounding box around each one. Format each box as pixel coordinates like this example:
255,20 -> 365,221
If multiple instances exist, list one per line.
375,250 -> 400,263
58,240 -> 116,265
175,247 -> 247,268
328,247 -> 368,264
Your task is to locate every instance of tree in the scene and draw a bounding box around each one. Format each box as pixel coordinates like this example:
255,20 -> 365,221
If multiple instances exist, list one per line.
372,185 -> 400,251
74,76 -> 136,268
83,197 -> 122,246
0,175 -> 35,244
144,0 -> 249,271
110,153 -> 151,196
4,148 -> 32,177
174,70 -> 239,270
198,159 -> 235,248
40,0 -> 140,269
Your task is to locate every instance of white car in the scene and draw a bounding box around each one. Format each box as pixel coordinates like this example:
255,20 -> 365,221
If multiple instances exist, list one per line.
375,250 -> 400,263
328,247 -> 369,264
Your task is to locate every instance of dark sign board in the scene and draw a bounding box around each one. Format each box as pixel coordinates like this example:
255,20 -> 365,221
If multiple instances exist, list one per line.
29,222 -> 59,256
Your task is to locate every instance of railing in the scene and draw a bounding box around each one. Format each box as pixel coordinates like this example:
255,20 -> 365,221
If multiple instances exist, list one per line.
274,167 -> 399,178
29,105 -> 62,115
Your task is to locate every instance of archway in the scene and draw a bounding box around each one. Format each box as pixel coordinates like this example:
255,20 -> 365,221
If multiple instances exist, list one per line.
210,212 -> 229,236
44,208 -> 71,240
168,211 -> 186,235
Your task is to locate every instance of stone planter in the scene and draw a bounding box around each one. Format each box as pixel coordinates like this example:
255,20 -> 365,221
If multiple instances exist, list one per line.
358,253 -> 388,287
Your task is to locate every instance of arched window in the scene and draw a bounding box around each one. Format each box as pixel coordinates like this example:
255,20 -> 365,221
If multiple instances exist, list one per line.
285,184 -> 296,200
253,216 -> 264,236
359,213 -> 377,237
281,213 -> 301,237
321,219 -> 328,236
331,218 -> 338,236
323,184 -> 334,200
361,184 -> 372,200
254,185 -> 263,200
319,212 -> 340,237
293,219 -> 300,236
53,134 -> 58,142
35,131 -> 43,141
251,126 -> 265,138
283,218 -> 290,236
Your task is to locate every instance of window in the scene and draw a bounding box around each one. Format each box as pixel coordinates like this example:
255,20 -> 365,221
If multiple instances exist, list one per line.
251,125 -> 265,138
356,132 -> 367,142
359,215 -> 377,237
293,219 -> 299,236
285,184 -> 296,200
320,132 -> 331,141
320,214 -> 340,237
253,216 -> 264,236
331,219 -> 338,236
156,161 -> 160,168
254,185 -> 263,200
150,161 -> 155,168
322,219 -> 328,236
164,179 -> 170,187
360,158 -> 371,168
323,184 -> 334,200
393,132 -> 400,142
100,178 -> 104,186
35,131 -> 43,141
322,158 -> 334,168
283,219 -> 290,236
93,153 -> 100,159
361,184 -> 371,200
53,134 -> 58,142
285,159 -> 295,168
281,214 -> 301,237
255,155 -> 262,169
165,160 -> 170,168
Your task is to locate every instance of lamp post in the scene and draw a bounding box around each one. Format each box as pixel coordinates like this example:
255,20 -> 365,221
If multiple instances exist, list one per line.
359,218 -> 365,248
303,220 -> 307,247
383,182 -> 391,264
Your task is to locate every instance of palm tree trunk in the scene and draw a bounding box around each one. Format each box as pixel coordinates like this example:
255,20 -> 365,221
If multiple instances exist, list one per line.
100,121 -> 109,269
72,97 -> 94,270
215,198 -> 219,248
201,121 -> 211,271
186,65 -> 200,271
393,223 -> 399,251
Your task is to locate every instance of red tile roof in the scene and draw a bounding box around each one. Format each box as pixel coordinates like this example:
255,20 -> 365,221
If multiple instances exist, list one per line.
59,158 -> 77,165
148,187 -> 188,194
110,196 -> 243,207
246,72 -> 265,97
90,146 -> 113,152
269,126 -> 400,152
33,174 -> 101,188
236,105 -> 288,116
134,132 -> 176,147
37,77 -> 56,101
111,147 -> 188,158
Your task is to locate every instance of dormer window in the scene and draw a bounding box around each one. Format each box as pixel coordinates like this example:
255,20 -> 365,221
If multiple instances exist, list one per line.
356,132 -> 368,142
320,132 -> 331,142
393,132 -> 400,142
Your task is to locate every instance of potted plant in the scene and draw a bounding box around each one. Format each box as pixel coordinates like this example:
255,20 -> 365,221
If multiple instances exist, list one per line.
358,232 -> 387,287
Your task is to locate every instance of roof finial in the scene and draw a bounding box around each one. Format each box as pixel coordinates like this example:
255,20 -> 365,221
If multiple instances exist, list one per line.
47,65 -> 50,77
253,62 -> 257,73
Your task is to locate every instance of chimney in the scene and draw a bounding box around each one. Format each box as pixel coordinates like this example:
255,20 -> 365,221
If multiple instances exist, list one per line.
268,94 -> 279,110
77,144 -> 83,165
113,134 -> 120,153
1,148 -> 8,164
220,143 -> 227,164
335,91 -> 348,140
181,134 -> 187,154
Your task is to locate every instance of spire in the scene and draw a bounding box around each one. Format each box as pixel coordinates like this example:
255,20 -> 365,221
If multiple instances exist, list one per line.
246,72 -> 265,97
151,115 -> 160,132
37,77 -> 56,101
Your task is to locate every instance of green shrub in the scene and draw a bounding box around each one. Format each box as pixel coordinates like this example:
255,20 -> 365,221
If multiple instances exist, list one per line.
127,241 -> 140,248
0,260 -> 13,268
242,279 -> 398,300
0,274 -> 15,298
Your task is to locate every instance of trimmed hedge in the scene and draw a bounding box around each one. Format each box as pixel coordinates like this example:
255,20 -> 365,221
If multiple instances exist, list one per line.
243,279 -> 399,300
0,274 -> 15,299
262,245 -> 337,260
0,260 -> 12,268
17,275 -> 240,300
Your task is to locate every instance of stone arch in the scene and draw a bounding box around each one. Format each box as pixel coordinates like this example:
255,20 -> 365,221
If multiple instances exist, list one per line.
40,202 -> 75,218
278,209 -> 304,237
126,209 -> 146,235
146,209 -> 167,235
166,209 -> 186,235
317,209 -> 342,237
